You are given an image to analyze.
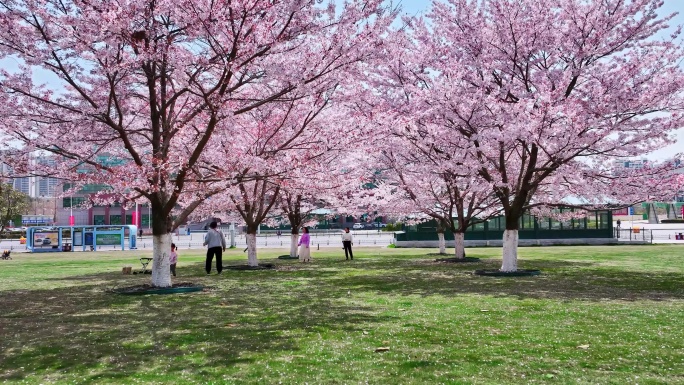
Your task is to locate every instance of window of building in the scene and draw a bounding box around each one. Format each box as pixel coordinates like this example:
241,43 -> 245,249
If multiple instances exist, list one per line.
471,221 -> 485,231
94,215 -> 105,225
141,214 -> 151,228
62,197 -> 86,208
520,215 -> 534,229
538,217 -> 551,230
110,215 -> 122,225
488,217 -> 504,230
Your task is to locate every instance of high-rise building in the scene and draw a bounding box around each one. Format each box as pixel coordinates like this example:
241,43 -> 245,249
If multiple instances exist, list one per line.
612,159 -> 649,170
13,177 -> 31,195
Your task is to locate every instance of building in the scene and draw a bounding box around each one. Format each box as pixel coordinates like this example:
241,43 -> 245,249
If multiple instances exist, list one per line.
2,155 -> 60,198
54,183 -> 152,229
395,208 -> 615,247
612,159 -> 649,171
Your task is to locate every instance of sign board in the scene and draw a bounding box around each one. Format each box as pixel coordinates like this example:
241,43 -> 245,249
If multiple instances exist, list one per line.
73,231 -> 82,246
32,231 -> 59,250
96,234 -> 122,245
628,207 -> 634,215
22,215 -> 53,225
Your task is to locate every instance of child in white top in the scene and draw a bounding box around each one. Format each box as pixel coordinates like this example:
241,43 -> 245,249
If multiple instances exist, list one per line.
169,243 -> 178,277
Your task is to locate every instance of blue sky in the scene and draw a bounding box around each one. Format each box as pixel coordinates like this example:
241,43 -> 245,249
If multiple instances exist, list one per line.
5,0 -> 683,161
395,0 -> 683,22
393,0 -> 684,161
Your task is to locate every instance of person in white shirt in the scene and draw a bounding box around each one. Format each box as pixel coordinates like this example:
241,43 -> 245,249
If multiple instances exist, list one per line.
203,222 -> 226,275
341,227 -> 353,260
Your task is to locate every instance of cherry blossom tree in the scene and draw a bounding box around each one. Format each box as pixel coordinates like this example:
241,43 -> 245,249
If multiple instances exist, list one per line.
375,0 -> 684,272
357,26 -> 501,259
376,145 -> 501,258
0,0 -> 393,285
275,148 -> 370,258
199,87 -> 367,266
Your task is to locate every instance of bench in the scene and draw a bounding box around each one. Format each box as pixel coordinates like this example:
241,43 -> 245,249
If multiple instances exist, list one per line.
139,257 -> 153,274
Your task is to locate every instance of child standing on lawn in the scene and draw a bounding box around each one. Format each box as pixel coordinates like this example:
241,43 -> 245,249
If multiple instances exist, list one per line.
169,243 -> 178,277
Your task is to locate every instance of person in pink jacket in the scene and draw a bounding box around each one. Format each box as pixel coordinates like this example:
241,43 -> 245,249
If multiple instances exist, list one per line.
298,227 -> 311,263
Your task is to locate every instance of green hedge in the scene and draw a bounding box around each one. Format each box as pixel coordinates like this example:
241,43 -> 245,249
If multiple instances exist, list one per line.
661,219 -> 684,224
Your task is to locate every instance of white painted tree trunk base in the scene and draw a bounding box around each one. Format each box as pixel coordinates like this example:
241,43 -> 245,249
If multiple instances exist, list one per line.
151,234 -> 172,287
454,232 -> 465,259
246,233 -> 258,267
501,230 -> 518,272
437,232 -> 446,254
289,234 -> 299,258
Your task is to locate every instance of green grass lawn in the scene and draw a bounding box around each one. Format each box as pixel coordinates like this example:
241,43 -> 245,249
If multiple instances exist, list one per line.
2,245 -> 684,384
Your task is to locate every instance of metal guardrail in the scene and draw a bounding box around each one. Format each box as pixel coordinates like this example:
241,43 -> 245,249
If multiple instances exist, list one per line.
615,228 -> 652,242
0,231 -> 396,252
614,227 -> 684,242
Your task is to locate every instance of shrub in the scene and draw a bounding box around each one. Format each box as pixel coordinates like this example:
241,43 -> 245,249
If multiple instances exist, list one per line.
661,219 -> 684,224
383,223 -> 403,232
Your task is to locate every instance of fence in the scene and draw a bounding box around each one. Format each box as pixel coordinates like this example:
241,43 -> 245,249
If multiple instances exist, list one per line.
615,227 -> 684,242
0,230 -> 396,252
615,228 -> 652,242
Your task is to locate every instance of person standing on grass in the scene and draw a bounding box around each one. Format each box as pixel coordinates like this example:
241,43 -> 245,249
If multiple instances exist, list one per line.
298,227 -> 311,263
342,227 -> 353,260
203,221 -> 226,275
169,243 -> 178,277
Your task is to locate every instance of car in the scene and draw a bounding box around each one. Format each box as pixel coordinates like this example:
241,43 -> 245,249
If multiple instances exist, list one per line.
372,223 -> 387,228
41,238 -> 52,245
352,223 -> 364,230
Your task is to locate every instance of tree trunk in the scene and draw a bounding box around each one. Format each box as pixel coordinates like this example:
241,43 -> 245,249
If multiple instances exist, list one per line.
246,232 -> 258,267
150,203 -> 173,287
501,229 -> 518,272
151,233 -> 172,287
454,232 -> 465,259
437,231 -> 446,254
290,233 -> 299,258
288,212 -> 301,258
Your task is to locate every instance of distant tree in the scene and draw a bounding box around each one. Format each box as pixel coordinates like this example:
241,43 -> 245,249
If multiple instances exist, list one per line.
0,183 -> 29,232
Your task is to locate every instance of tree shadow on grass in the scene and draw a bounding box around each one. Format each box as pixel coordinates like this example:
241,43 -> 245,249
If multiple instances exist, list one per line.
198,256 -> 684,303
0,274 -> 394,383
4,253 -> 684,382
318,257 -> 684,302
35,254 -> 684,303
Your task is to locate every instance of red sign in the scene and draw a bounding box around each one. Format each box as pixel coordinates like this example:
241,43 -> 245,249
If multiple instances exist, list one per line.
69,215 -> 75,226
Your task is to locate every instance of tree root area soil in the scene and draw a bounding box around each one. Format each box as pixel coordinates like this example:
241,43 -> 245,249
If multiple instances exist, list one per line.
474,269 -> 541,277
435,257 -> 480,263
110,282 -> 204,295
277,255 -> 299,260
224,263 -> 276,270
